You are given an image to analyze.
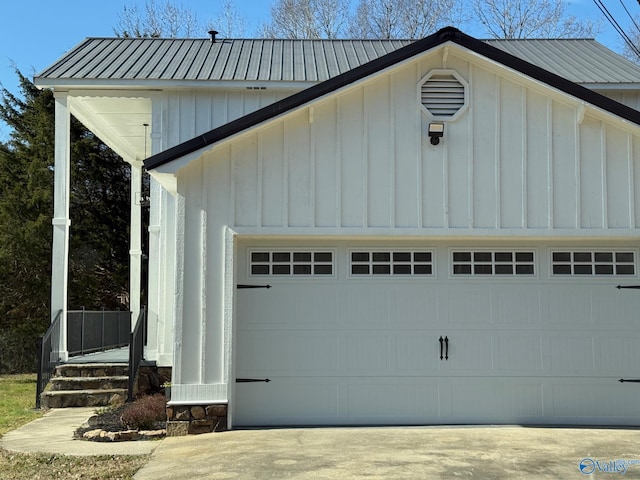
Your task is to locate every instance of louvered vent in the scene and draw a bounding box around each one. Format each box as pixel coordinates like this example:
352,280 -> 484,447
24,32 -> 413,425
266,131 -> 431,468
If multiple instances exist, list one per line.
420,73 -> 466,118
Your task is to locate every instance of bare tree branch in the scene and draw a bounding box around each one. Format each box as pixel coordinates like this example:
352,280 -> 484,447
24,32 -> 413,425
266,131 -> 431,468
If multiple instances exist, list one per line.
349,0 -> 466,39
114,0 -> 205,37
207,0 -> 247,38
472,0 -> 602,39
262,0 -> 351,39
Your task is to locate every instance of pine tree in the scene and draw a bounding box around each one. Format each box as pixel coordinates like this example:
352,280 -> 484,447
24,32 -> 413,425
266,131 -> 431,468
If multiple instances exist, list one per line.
0,72 -> 55,372
0,71 -> 130,372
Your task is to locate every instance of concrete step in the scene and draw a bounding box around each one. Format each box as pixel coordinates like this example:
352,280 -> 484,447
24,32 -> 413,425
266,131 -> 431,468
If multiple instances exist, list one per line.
51,376 -> 129,391
40,389 -> 127,409
55,363 -> 128,378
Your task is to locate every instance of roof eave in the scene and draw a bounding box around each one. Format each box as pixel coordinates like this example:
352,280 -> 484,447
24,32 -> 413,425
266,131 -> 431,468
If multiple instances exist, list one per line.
33,77 -> 317,91
585,82 -> 640,90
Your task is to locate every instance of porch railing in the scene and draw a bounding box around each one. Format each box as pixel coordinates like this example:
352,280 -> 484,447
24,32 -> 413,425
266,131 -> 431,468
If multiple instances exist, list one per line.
128,307 -> 147,402
67,308 -> 131,356
35,310 -> 62,409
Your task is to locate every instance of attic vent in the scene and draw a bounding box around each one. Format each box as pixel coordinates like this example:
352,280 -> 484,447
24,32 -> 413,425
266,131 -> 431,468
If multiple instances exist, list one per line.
419,70 -> 468,120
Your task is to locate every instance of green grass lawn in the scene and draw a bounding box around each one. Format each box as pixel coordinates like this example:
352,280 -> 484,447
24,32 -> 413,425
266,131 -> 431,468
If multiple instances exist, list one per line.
0,374 -> 149,480
0,374 -> 41,436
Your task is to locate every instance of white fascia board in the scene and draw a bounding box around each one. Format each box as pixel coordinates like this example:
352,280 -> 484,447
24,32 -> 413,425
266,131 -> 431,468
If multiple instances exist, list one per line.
585,83 -> 640,90
227,227 -> 640,241
34,78 -> 317,91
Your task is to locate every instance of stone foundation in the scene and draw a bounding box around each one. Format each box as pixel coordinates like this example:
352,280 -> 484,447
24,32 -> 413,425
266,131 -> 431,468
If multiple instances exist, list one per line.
166,404 -> 228,435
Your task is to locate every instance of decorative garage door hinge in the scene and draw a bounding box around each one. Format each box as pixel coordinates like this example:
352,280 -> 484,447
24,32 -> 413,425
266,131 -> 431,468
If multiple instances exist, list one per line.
616,285 -> 640,289
236,378 -> 271,383
619,379 -> 640,383
237,284 -> 272,289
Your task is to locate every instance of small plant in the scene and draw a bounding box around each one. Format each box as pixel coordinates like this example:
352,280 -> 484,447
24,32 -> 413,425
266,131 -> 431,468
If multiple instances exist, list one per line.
120,393 -> 167,430
94,404 -> 119,416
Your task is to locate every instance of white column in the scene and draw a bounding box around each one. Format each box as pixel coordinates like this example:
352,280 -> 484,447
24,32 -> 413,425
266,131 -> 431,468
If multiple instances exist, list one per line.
51,94 -> 71,361
146,177 -> 162,361
129,164 -> 143,327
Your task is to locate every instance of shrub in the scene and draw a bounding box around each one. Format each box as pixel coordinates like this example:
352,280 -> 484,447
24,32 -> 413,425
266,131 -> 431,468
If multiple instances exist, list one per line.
120,393 -> 167,430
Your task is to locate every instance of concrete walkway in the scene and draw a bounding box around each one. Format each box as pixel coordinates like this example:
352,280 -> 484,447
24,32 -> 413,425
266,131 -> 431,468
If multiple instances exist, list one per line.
134,426 -> 640,479
0,408 -> 159,456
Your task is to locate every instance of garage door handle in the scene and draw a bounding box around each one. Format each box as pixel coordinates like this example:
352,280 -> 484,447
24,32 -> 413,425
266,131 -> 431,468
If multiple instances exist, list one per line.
444,336 -> 449,360
439,336 -> 444,360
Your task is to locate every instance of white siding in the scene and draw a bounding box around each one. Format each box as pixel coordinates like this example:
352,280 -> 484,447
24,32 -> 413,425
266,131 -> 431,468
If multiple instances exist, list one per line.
183,58 -> 640,232
597,89 -> 640,111
162,89 -> 298,149
169,49 -> 640,405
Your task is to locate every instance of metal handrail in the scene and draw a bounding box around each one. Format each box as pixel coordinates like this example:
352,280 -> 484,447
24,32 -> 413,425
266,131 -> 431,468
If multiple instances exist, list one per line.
35,310 -> 62,409
128,307 -> 147,402
67,308 -> 131,356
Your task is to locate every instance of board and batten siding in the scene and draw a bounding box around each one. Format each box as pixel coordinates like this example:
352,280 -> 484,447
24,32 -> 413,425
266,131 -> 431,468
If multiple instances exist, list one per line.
597,89 -> 640,112
180,55 -> 640,232
169,49 -> 640,394
161,89 -> 299,150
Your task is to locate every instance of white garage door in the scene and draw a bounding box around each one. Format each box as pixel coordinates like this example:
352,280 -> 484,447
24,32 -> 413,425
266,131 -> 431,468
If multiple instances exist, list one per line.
234,241 -> 640,427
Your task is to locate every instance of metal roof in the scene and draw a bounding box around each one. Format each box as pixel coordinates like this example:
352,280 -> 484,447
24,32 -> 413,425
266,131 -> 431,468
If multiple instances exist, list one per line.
36,36 -> 640,87
36,38 -> 412,84
485,38 -> 640,85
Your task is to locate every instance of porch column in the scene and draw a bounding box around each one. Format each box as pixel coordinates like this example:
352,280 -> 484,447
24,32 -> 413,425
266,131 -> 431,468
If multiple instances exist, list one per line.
129,164 -> 143,326
51,93 -> 70,361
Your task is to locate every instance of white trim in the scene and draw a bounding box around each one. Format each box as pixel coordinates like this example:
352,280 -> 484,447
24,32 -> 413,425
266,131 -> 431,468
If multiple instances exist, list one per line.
418,69 -> 469,121
167,383 -> 228,404
36,78 -> 317,91
224,227 -> 237,430
229,227 -> 640,239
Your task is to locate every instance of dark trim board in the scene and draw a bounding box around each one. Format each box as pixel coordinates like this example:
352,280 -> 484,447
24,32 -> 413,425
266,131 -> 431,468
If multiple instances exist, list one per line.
144,27 -> 640,171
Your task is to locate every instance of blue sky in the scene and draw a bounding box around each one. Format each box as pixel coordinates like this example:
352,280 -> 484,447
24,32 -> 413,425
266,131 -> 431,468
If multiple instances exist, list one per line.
0,0 -> 635,140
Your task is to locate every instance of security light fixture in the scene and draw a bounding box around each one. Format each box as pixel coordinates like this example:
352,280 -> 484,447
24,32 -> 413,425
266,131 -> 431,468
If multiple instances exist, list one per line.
428,122 -> 444,145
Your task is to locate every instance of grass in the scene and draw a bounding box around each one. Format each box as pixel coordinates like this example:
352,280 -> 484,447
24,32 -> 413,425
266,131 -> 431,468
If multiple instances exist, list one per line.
0,374 -> 149,480
0,374 -> 42,436
0,451 -> 149,480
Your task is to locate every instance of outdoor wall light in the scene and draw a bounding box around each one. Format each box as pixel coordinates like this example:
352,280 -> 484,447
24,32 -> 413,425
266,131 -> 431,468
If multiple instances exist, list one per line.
428,122 -> 445,145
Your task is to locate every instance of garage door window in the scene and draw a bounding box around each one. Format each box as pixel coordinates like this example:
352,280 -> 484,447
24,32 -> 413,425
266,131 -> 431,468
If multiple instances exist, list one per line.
551,251 -> 635,276
250,251 -> 333,276
452,251 -> 535,275
350,251 -> 434,276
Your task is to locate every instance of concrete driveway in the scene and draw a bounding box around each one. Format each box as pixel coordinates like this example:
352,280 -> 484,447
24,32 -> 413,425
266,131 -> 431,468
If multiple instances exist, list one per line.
134,426 -> 640,479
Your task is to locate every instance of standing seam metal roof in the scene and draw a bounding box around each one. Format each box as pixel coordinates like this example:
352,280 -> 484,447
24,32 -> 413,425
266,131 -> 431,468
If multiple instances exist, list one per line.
484,38 -> 640,84
37,38 -> 414,83
36,36 -> 640,85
